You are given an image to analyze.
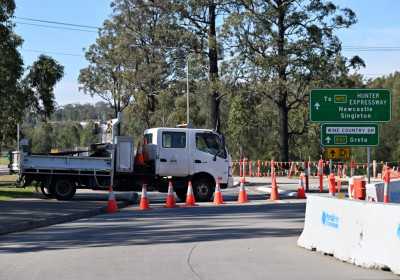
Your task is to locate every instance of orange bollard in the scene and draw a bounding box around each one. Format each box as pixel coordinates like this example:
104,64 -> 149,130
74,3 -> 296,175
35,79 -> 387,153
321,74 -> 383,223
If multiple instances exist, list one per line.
328,173 -> 336,196
304,161 -> 310,192
383,169 -> 391,203
318,159 -> 324,192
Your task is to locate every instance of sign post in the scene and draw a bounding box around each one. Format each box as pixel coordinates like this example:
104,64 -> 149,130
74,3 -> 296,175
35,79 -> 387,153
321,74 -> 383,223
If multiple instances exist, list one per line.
367,147 -> 371,183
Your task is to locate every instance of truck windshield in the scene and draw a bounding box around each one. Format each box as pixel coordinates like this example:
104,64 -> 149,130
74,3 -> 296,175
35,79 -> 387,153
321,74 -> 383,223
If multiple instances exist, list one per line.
196,133 -> 227,159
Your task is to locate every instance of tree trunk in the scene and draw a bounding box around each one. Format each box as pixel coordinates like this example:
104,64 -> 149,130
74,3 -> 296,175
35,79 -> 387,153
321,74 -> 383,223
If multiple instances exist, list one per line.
277,102 -> 289,162
208,2 -> 220,132
276,0 -> 289,161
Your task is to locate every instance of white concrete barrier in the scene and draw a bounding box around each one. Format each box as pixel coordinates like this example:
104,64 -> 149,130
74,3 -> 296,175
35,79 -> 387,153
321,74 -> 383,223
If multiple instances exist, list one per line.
366,179 -> 400,203
298,194 -> 400,275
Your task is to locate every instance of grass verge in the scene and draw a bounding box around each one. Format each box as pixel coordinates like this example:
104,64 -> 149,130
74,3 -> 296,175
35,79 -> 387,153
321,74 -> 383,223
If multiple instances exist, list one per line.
0,186 -> 36,201
0,157 -> 9,165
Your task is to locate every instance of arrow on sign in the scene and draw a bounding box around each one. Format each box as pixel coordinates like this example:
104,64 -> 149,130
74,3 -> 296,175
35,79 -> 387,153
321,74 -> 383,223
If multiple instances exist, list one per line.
325,136 -> 331,144
314,102 -> 321,110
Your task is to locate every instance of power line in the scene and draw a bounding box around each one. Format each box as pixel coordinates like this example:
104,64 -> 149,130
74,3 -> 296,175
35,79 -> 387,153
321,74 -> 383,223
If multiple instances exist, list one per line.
343,45 -> 400,49
15,21 -> 98,33
21,48 -> 83,57
15,16 -> 100,30
342,45 -> 400,52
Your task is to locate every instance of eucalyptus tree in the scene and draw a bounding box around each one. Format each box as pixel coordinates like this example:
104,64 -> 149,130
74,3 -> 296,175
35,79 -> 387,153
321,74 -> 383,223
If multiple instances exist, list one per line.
25,55 -> 64,120
0,0 -> 24,149
167,0 -> 231,132
223,0 -> 364,161
80,0 -> 189,128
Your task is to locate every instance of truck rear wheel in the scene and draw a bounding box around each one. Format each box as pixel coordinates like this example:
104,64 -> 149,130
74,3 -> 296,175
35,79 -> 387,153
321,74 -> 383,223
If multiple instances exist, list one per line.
193,177 -> 214,202
36,179 -> 54,199
52,179 -> 76,201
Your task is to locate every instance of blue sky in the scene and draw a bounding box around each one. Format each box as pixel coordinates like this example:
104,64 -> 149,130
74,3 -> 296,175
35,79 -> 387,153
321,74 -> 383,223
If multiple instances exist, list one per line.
14,0 -> 111,105
14,0 -> 400,105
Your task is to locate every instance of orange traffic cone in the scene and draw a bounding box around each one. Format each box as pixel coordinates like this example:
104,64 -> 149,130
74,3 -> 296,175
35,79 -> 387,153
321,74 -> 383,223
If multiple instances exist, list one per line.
165,180 -> 177,208
185,181 -> 197,207
139,184 -> 150,210
107,186 -> 119,214
135,141 -> 145,166
328,173 -> 336,196
270,174 -> 280,200
237,177 -> 249,203
213,178 -> 224,205
297,173 -> 306,199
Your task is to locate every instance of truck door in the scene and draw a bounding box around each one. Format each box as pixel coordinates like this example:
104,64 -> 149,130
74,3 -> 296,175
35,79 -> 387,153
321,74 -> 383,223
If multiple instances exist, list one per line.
191,132 -> 229,184
157,130 -> 189,177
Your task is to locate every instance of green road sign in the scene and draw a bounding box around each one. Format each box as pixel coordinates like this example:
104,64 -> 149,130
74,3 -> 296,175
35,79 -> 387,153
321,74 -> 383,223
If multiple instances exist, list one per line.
320,123 -> 379,147
310,89 -> 391,122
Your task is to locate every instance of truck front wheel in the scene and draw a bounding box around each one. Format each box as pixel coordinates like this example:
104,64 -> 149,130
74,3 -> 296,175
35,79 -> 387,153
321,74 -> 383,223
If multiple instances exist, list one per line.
52,179 -> 76,201
193,177 -> 214,202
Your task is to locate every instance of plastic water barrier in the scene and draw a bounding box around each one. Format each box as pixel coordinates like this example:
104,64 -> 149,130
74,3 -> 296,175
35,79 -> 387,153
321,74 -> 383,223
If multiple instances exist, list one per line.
298,194 -> 400,274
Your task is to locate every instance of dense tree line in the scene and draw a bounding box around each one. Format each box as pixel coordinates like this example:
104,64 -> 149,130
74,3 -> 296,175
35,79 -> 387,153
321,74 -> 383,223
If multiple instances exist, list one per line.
3,0 -> 400,163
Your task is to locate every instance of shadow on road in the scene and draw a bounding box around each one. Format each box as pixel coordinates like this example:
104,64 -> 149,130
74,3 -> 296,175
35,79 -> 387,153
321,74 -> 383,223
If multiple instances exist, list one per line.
0,202 -> 305,254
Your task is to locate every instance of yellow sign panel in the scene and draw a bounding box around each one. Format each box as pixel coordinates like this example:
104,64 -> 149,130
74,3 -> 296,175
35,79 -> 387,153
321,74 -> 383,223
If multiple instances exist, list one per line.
324,148 -> 351,161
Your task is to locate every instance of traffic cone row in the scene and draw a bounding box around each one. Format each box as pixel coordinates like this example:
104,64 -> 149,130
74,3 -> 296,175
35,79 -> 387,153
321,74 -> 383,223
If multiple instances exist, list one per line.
107,173 -> 302,213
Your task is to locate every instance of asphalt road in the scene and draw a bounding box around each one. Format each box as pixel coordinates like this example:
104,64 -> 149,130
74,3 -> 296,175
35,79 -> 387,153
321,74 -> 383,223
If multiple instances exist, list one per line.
0,196 -> 397,280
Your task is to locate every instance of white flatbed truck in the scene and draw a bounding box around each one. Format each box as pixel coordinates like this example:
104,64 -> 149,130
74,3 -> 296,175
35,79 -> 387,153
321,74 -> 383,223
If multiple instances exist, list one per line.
10,118 -> 233,202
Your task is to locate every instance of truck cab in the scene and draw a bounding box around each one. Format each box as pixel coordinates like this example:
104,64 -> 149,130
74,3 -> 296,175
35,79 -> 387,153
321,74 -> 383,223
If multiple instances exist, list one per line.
143,127 -> 233,201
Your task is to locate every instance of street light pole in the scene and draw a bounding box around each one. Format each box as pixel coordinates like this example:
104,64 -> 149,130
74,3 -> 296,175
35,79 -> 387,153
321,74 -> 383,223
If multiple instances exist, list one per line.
186,56 -> 190,126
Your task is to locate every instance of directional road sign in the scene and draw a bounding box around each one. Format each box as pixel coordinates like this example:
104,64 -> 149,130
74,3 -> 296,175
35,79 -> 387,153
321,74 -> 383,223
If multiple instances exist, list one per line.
310,89 -> 391,122
321,123 -> 379,147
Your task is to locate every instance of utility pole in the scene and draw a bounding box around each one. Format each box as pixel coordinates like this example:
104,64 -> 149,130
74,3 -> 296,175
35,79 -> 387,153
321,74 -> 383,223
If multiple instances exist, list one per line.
186,56 -> 190,126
